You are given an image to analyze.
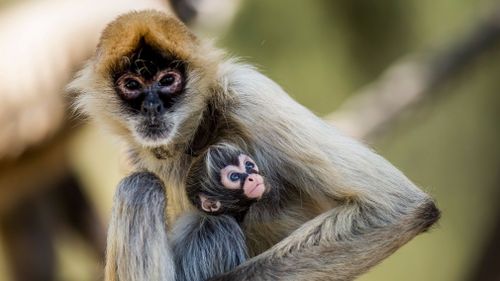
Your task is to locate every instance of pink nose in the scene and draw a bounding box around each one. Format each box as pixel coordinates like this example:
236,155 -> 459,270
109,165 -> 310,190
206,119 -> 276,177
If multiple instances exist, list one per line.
243,174 -> 265,199
246,175 -> 257,183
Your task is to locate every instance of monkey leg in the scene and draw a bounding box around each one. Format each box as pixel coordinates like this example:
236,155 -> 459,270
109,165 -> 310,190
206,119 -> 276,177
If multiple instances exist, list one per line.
104,172 -> 175,281
209,195 -> 439,281
171,214 -> 248,281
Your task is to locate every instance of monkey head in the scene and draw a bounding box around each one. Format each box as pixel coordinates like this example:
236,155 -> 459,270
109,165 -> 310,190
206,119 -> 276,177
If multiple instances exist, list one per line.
186,144 -> 268,216
68,11 -> 223,149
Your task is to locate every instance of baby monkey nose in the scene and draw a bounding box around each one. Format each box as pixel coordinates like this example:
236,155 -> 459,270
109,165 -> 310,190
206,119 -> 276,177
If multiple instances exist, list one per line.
246,174 -> 260,184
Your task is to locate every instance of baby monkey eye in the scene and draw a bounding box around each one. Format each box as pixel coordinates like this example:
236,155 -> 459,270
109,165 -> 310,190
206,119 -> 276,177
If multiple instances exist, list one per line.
229,173 -> 241,182
245,161 -> 255,171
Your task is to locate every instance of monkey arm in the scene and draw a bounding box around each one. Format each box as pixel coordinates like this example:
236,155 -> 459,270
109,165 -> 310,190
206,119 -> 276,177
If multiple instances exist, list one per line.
208,144 -> 440,281
208,150 -> 439,281
210,201 -> 438,281
107,172 -> 250,281
105,172 -> 175,281
171,213 -> 248,281
208,63 -> 440,281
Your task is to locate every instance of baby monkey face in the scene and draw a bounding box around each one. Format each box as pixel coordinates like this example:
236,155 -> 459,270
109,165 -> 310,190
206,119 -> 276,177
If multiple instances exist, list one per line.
187,144 -> 269,216
197,153 -> 267,214
220,154 -> 266,199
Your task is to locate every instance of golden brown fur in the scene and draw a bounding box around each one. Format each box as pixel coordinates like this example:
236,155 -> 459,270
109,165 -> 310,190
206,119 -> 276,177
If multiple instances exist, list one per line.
69,10 -> 440,281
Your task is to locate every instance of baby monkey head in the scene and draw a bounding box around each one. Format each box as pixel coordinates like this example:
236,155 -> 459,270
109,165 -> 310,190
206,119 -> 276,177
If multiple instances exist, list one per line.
186,144 -> 268,216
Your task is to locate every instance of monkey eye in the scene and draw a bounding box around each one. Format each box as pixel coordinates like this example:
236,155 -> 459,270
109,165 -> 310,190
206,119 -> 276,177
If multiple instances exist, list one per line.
159,74 -> 175,86
245,161 -> 255,171
124,78 -> 142,91
157,70 -> 183,94
229,173 -> 241,182
116,75 -> 144,100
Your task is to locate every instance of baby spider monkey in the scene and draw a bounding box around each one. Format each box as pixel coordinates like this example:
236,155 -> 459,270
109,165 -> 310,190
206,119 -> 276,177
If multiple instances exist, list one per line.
187,143 -> 268,220
171,143 -> 269,281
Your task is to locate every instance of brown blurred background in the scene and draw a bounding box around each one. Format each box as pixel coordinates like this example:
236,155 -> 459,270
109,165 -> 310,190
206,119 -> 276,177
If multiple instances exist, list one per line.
0,0 -> 499,280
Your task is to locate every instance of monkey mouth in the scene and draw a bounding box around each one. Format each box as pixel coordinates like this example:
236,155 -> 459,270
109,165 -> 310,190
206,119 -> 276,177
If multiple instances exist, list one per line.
135,120 -> 173,142
245,183 -> 265,199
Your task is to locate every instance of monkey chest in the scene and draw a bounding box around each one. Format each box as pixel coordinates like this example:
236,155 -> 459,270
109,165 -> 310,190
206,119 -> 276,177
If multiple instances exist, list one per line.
156,173 -> 195,226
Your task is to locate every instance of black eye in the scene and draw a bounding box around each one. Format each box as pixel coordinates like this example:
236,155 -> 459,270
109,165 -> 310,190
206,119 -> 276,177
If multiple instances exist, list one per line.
245,161 -> 255,171
229,173 -> 241,182
156,70 -> 183,94
124,79 -> 141,90
159,74 -> 175,86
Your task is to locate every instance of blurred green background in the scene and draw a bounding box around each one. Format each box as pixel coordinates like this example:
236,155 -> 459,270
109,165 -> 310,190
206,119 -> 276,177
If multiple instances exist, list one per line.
0,0 -> 499,280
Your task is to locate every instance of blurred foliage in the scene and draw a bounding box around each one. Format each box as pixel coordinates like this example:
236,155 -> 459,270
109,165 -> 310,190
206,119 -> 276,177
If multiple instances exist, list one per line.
220,0 -> 500,281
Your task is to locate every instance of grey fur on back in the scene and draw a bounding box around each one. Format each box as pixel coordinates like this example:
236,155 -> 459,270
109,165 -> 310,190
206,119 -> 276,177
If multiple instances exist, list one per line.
171,213 -> 248,281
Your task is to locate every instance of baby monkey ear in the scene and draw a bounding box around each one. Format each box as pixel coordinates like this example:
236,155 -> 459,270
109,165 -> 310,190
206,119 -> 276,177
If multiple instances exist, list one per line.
199,194 -> 222,213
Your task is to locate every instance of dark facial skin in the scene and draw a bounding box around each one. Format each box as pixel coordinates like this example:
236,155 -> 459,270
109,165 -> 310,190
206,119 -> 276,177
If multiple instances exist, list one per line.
115,68 -> 183,113
114,44 -> 185,140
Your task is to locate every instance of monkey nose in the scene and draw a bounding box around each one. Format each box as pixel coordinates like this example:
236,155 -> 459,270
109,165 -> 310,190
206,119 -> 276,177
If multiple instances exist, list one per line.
142,102 -> 163,114
246,175 -> 260,184
141,94 -> 164,115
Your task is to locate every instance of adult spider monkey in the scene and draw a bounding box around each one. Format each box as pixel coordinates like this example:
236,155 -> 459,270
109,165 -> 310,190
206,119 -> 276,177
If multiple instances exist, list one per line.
69,10 -> 440,281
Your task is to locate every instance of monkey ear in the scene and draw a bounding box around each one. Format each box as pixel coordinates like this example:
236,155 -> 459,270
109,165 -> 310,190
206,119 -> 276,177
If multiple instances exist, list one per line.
199,194 -> 221,213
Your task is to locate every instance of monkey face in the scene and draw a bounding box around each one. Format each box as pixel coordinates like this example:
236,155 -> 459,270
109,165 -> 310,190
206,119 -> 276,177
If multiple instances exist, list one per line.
187,144 -> 268,216
197,153 -> 267,215
113,44 -> 187,143
69,11 -> 221,148
220,154 -> 266,199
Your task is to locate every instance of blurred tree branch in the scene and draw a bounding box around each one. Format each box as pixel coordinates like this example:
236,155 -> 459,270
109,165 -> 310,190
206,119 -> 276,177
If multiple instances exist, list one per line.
325,7 -> 500,141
